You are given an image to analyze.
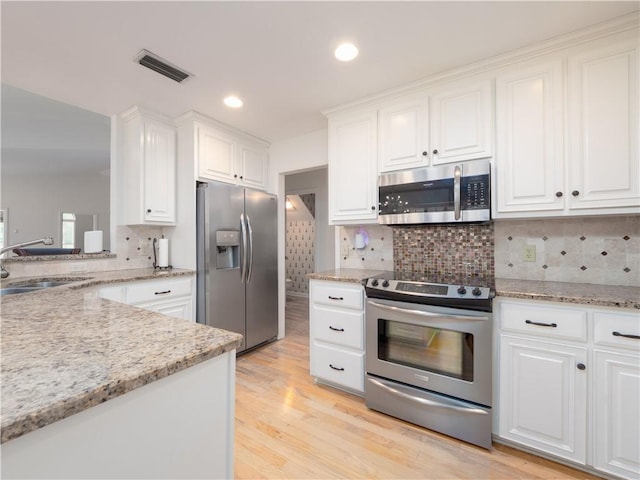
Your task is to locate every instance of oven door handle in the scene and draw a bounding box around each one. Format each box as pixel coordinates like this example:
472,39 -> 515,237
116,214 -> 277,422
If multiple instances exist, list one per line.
367,300 -> 484,322
368,377 -> 489,416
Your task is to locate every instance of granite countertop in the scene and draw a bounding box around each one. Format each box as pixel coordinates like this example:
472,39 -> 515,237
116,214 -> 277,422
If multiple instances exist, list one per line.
306,270 -> 639,309
1,268 -> 243,444
495,278 -> 640,310
307,269 -> 392,284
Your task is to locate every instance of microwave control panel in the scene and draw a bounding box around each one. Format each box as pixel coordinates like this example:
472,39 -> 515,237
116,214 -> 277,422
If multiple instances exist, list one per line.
461,174 -> 489,210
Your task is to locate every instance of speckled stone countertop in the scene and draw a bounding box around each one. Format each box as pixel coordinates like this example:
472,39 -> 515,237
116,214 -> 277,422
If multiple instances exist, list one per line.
307,269 -> 392,284
495,278 -> 640,310
1,268 -> 243,444
3,252 -> 116,263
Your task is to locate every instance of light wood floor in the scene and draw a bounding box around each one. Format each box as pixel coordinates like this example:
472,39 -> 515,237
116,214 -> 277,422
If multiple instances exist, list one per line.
235,295 -> 601,480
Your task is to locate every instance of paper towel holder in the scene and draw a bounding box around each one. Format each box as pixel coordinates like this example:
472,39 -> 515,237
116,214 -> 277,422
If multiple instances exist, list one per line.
153,237 -> 173,270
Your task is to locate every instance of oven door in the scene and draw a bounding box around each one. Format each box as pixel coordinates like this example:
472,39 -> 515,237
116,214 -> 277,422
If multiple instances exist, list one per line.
366,297 -> 492,407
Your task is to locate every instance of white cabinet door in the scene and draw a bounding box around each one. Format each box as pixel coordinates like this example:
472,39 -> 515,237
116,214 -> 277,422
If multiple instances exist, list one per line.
238,141 -> 267,190
499,335 -> 587,464
430,79 -> 493,165
495,60 -> 564,213
197,123 -> 268,190
121,107 -> 176,226
144,119 -> 176,223
328,111 -> 378,224
197,124 -> 237,184
137,298 -> 193,322
567,40 -> 640,210
378,95 -> 429,172
594,349 -> 640,479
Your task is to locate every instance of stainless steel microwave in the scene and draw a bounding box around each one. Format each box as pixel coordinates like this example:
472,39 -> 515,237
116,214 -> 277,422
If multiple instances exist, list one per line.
378,160 -> 490,225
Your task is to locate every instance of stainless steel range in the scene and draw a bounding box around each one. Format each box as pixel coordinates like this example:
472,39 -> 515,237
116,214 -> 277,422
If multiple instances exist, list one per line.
365,273 -> 493,449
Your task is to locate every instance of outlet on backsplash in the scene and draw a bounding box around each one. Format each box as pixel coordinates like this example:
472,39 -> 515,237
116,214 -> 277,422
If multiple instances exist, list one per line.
522,245 -> 536,262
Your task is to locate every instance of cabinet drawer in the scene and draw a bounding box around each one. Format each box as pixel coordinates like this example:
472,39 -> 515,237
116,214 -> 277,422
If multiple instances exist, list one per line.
311,305 -> 364,349
312,342 -> 364,392
126,278 -> 192,305
500,302 -> 587,341
311,282 -> 363,310
594,311 -> 640,351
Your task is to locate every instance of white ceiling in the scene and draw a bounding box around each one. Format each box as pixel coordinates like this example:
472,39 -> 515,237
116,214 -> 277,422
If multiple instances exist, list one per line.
2,1 -> 638,144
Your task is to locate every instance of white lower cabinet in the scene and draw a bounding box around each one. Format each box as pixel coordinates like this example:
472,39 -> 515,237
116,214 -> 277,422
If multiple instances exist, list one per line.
594,350 -> 640,478
99,276 -> 195,322
309,279 -> 365,393
499,335 -> 587,463
497,298 -> 640,479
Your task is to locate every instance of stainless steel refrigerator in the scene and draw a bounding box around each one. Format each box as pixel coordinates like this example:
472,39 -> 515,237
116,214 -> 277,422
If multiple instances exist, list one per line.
196,181 -> 278,353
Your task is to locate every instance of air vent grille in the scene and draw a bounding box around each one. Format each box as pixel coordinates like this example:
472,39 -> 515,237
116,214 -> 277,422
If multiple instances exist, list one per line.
136,50 -> 190,83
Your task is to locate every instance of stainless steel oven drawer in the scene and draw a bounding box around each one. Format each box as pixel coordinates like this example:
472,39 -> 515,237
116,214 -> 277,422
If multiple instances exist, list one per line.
365,375 -> 492,449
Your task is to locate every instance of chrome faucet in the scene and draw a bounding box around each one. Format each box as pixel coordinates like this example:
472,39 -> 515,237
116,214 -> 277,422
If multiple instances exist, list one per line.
0,236 -> 54,279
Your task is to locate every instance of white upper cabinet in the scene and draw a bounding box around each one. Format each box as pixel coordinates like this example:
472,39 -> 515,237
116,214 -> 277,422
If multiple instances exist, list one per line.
567,38 -> 639,210
430,78 -> 494,165
328,110 -> 378,225
121,107 -> 176,226
196,121 -> 268,190
495,59 -> 564,213
378,78 -> 493,172
378,94 -> 429,172
197,124 -> 236,183
237,141 -> 268,190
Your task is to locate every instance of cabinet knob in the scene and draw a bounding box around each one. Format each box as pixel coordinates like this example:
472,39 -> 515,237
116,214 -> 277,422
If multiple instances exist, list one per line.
146,209 -> 152,213
572,190 -> 580,197
422,151 -> 428,156
432,149 -> 439,155
555,192 -> 563,198
234,174 -> 238,178
240,176 -> 243,180
371,206 -> 376,211
577,363 -> 586,371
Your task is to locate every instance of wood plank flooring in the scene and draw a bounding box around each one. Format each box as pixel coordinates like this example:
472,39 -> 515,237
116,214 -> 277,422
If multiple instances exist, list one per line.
235,295 -> 601,479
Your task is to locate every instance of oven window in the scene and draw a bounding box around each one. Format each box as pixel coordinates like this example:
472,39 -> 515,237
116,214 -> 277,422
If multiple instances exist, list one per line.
377,319 -> 474,381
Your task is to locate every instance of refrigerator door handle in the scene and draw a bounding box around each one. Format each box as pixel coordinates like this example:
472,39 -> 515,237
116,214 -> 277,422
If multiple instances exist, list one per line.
240,213 -> 247,284
246,214 -> 254,284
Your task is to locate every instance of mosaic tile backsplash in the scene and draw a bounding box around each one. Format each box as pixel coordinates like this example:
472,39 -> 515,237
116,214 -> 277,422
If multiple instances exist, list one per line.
286,220 -> 315,294
495,216 -> 639,287
340,225 -> 394,270
393,224 -> 495,282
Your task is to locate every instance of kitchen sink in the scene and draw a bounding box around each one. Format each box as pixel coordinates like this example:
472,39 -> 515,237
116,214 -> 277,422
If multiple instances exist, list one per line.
0,286 -> 46,296
12,280 -> 71,288
1,279 -> 77,296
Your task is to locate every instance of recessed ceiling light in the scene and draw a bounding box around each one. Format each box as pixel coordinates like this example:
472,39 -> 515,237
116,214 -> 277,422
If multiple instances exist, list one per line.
334,43 -> 358,62
223,96 -> 243,108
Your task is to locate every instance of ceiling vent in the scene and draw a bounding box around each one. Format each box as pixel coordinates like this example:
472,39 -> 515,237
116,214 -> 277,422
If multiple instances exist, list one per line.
135,50 -> 192,83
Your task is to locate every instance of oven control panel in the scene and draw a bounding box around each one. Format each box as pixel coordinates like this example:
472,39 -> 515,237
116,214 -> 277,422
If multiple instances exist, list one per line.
365,278 -> 492,300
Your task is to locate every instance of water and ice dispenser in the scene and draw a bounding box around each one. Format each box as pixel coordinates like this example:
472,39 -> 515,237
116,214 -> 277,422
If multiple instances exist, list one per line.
215,230 -> 240,269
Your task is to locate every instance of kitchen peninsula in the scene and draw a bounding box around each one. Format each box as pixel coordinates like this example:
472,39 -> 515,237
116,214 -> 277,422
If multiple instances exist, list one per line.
1,268 -> 242,479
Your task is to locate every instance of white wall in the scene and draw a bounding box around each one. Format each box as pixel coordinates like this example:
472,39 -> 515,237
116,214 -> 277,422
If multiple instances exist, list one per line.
1,171 -> 110,250
285,169 -> 333,272
268,127 -> 331,338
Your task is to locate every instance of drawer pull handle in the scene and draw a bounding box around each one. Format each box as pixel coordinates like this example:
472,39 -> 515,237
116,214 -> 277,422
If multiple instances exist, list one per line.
612,331 -> 640,340
155,290 -> 172,295
328,296 -> 344,301
525,320 -> 557,328
329,326 -> 344,332
329,364 -> 344,371
577,363 -> 586,371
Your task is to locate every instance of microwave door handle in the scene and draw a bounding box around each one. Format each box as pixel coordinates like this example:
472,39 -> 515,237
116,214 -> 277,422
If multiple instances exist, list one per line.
454,165 -> 461,221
